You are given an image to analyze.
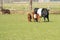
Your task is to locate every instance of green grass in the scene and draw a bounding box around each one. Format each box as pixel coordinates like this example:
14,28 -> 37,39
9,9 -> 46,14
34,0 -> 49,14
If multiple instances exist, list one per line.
2,2 -> 60,14
3,2 -> 60,10
0,14 -> 60,40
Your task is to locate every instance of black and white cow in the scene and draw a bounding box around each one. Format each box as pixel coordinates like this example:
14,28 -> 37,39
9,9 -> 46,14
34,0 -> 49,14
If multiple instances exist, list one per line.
34,8 -> 49,22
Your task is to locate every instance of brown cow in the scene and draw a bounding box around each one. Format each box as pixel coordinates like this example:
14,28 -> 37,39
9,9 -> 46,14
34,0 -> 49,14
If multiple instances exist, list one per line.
27,11 -> 40,22
32,11 -> 40,22
1,8 -> 10,14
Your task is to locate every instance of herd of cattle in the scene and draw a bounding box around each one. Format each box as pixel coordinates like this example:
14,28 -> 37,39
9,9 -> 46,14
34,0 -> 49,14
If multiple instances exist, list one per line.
28,8 -> 49,22
0,8 -> 49,22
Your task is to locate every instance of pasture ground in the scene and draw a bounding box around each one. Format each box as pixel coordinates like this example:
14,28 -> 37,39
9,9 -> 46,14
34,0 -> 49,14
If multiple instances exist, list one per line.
0,13 -> 60,40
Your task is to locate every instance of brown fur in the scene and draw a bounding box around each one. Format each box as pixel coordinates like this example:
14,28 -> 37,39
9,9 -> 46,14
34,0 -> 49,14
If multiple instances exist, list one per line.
1,8 -> 10,14
31,11 -> 34,19
32,11 -> 40,22
27,11 -> 40,22
27,13 -> 32,22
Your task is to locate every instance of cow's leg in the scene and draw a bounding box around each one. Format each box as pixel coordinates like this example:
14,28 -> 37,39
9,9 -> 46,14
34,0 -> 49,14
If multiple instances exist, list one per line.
47,16 -> 49,22
36,18 -> 38,22
44,16 -> 46,22
37,14 -> 39,22
34,18 -> 37,22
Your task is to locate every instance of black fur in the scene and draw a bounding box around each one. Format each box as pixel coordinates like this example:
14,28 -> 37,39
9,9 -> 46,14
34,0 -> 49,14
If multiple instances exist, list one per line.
34,8 -> 39,14
42,8 -> 49,22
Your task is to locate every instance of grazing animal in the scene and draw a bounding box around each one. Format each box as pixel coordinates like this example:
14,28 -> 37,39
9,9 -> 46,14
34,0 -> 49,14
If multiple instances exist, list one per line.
34,14 -> 38,22
27,13 -> 32,22
1,8 -> 10,14
32,11 -> 39,22
33,8 -> 49,22
34,13 -> 40,22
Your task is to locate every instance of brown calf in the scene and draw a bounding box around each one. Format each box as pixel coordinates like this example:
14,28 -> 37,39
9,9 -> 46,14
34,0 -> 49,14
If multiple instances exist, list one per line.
32,11 -> 40,22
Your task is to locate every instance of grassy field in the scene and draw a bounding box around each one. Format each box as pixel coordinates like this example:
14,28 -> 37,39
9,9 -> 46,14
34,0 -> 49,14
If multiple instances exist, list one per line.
0,13 -> 60,40
2,2 -> 60,14
3,2 -> 60,10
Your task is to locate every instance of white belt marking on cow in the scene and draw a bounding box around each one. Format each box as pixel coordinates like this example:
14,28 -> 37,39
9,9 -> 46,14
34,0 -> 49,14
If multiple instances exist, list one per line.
37,8 -> 42,16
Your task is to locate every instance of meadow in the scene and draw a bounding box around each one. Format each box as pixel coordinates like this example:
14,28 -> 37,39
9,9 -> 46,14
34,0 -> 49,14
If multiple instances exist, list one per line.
3,2 -> 60,10
0,2 -> 60,40
2,2 -> 60,14
0,13 -> 60,40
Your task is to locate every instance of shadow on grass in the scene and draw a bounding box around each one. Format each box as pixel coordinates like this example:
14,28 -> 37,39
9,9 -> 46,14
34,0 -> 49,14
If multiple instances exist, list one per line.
42,21 -> 54,23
